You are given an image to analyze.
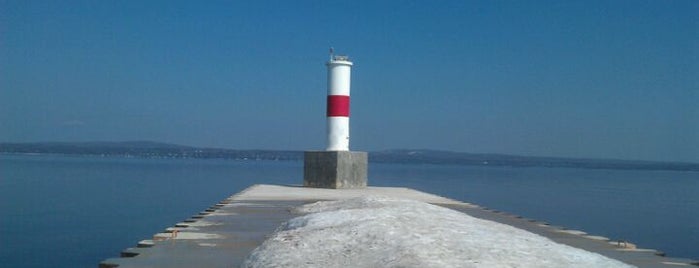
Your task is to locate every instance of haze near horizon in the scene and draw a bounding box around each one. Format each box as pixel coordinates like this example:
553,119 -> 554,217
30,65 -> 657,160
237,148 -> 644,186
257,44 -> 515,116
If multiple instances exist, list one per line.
1,1 -> 697,162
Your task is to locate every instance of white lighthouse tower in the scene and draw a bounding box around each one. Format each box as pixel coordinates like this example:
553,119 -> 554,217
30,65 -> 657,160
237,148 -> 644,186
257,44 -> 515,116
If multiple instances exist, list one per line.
326,53 -> 353,151
303,49 -> 368,189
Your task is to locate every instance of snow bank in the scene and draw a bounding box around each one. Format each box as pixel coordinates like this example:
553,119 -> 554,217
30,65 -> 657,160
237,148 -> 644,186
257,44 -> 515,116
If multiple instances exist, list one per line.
242,197 -> 634,268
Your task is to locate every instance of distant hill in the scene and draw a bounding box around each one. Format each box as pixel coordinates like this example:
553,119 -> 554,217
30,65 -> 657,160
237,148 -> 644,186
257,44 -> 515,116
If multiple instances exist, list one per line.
370,149 -> 699,171
0,141 -> 300,161
6,141 -> 193,149
1,141 -> 697,172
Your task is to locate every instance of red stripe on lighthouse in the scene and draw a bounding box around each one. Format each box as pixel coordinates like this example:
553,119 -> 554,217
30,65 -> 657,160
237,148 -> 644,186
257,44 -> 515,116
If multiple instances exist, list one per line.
327,95 -> 350,117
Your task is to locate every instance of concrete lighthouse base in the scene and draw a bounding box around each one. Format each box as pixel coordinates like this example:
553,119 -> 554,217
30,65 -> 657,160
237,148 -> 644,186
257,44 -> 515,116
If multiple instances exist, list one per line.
303,151 -> 368,189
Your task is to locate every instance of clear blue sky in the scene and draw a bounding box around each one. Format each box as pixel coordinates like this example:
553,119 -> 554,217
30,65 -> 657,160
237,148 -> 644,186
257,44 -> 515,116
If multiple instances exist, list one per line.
1,0 -> 697,162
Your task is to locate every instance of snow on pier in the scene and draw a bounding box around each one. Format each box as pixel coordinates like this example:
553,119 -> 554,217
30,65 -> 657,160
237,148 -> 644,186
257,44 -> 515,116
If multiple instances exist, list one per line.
243,196 -> 633,268
101,185 -> 697,268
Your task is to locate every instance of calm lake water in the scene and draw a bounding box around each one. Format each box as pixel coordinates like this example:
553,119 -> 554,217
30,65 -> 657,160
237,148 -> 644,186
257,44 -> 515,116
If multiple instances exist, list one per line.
1,154 -> 697,267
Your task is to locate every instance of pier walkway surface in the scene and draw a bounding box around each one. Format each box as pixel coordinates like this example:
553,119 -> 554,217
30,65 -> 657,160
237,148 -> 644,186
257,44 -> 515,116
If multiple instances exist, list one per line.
100,184 -> 697,268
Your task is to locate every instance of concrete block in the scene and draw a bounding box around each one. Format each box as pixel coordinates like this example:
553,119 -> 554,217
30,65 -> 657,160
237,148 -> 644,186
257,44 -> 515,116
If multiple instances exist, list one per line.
304,151 -> 368,189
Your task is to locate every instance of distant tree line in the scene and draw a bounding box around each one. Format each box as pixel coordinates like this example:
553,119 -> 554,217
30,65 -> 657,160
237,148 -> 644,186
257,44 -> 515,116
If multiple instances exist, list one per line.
1,142 -> 698,172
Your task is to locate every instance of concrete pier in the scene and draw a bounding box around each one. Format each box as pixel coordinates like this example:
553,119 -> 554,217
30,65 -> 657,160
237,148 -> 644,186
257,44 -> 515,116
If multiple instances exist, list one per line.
100,184 -> 698,268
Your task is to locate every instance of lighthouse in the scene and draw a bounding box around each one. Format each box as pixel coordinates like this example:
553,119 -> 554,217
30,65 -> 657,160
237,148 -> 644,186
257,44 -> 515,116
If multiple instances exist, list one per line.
326,53 -> 353,151
303,50 -> 368,189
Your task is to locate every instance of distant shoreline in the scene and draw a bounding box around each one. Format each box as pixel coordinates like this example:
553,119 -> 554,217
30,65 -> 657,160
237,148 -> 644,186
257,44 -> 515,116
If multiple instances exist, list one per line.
1,141 -> 698,172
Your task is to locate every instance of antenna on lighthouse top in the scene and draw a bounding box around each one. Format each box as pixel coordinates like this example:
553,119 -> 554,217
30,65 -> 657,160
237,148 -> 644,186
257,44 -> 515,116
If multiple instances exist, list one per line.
329,47 -> 334,61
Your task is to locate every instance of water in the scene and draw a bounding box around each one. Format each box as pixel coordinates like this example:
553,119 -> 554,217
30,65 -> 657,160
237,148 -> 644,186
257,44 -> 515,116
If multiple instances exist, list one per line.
0,155 -> 697,267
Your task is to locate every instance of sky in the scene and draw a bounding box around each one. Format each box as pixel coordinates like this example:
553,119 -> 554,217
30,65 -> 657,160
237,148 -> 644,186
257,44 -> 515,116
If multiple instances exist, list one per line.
1,0 -> 697,162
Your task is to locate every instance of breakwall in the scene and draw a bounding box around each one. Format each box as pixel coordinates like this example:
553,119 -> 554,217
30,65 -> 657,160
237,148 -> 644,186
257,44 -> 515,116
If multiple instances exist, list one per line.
100,184 -> 698,268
